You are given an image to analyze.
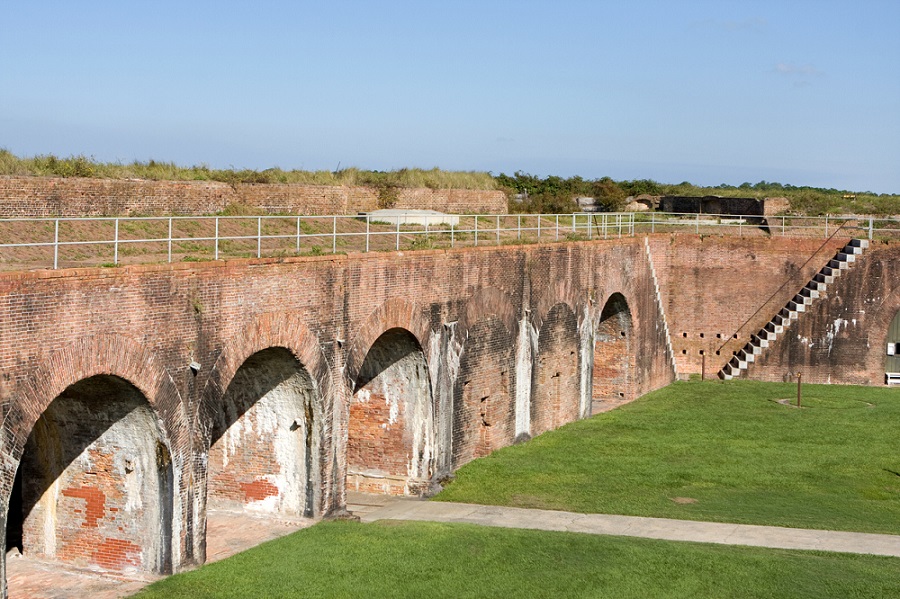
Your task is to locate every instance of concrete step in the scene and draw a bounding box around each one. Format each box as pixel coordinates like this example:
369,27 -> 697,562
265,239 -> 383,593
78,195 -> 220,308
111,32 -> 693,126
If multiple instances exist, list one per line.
787,300 -> 806,313
806,280 -> 828,292
848,238 -> 869,249
828,259 -> 850,270
799,287 -> 820,300
793,294 -> 813,306
844,245 -> 864,255
765,321 -> 784,335
816,269 -> 837,283
837,252 -> 856,263
737,348 -> 755,363
743,342 -> 763,355
751,334 -> 769,348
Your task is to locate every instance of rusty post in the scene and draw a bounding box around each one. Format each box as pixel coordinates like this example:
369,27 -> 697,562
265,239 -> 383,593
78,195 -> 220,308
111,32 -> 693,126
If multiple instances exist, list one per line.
797,372 -> 802,408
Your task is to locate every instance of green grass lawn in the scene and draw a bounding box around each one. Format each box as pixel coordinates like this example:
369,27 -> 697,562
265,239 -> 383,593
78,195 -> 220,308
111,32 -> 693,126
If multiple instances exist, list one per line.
436,380 -> 900,534
134,520 -> 900,599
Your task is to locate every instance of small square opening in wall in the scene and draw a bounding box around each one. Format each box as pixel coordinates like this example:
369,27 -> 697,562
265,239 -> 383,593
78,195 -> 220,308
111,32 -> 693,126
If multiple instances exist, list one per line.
715,350 -> 721,356
699,350 -> 705,355
699,333 -> 705,338
682,350 -> 687,354
683,332 -> 687,337
716,333 -> 722,339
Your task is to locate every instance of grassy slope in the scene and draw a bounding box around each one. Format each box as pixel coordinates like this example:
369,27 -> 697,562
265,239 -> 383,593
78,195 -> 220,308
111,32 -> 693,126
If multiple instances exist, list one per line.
135,520 -> 900,599
436,380 -> 900,534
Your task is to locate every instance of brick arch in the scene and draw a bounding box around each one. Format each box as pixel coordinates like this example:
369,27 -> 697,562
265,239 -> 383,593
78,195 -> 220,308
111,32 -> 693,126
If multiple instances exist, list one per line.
3,333 -> 187,465
344,298 -> 433,387
457,287 -> 519,340
531,301 -> 582,436
196,311 -> 332,447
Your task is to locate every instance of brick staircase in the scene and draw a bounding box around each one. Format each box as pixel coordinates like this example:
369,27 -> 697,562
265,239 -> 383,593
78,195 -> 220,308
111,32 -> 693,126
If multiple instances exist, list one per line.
718,238 -> 869,380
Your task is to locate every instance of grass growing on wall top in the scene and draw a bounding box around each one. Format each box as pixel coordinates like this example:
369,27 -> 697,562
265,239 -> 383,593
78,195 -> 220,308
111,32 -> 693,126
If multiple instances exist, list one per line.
436,380 -> 900,535
0,149 -> 498,190
133,520 -> 900,599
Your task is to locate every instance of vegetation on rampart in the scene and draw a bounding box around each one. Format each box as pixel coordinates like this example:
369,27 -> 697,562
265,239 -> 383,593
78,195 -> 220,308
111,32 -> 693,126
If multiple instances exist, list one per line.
2,149 -> 897,216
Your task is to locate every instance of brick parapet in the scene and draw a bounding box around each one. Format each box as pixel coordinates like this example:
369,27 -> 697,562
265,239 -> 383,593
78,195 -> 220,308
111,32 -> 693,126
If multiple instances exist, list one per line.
0,175 -> 507,217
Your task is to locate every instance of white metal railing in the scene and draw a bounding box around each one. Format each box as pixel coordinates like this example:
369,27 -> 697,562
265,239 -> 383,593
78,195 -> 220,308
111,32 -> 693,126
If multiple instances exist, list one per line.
0,212 -> 891,270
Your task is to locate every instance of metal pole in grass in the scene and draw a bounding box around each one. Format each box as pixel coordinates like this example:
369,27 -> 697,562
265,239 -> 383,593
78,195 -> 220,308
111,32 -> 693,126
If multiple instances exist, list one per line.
797,372 -> 802,408
168,218 -> 172,263
332,216 -> 337,254
296,216 -> 301,254
215,217 -> 219,260
825,215 -> 829,238
114,218 -> 119,265
475,216 -> 479,246
366,214 -> 370,253
257,216 -> 262,258
53,219 -> 59,269
869,217 -> 874,240
396,218 -> 400,251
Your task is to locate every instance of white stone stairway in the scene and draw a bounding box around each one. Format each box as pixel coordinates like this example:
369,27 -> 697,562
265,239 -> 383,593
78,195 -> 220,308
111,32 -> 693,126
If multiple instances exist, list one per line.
718,238 -> 869,380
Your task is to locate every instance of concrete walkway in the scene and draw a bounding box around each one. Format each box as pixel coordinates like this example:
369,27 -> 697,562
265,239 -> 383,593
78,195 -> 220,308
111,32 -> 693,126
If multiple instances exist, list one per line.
348,492 -> 900,558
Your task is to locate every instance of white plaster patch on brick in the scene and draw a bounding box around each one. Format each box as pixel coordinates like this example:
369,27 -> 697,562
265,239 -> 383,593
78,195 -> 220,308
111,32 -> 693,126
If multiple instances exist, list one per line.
515,315 -> 537,437
578,304 -> 594,419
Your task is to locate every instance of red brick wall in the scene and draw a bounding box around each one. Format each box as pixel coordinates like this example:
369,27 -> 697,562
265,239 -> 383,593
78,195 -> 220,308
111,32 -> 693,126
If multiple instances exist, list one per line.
745,241 -> 900,385
0,175 -> 507,217
531,303 -> 580,436
0,237 -> 676,585
649,235 -> 850,377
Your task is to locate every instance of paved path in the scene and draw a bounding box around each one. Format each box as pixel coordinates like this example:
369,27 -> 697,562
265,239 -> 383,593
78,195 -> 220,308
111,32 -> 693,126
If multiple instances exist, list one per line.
348,492 -> 900,558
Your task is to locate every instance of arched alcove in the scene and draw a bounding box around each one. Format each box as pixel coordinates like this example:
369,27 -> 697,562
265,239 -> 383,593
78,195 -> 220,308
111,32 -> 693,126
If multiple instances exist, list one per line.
8,375 -> 173,574
207,347 -> 319,518
348,328 -> 434,496
593,293 -> 635,411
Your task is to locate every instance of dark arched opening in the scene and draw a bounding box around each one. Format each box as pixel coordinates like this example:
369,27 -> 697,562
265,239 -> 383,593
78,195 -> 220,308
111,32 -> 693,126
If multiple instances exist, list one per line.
348,328 -> 434,496
207,347 -> 319,519
7,375 -> 173,575
593,293 -> 635,412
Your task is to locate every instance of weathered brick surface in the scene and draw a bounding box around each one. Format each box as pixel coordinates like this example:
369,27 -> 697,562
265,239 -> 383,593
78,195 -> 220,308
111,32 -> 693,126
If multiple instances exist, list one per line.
0,237 -> 675,593
745,241 -> 900,385
0,176 -> 507,217
649,235 -> 851,377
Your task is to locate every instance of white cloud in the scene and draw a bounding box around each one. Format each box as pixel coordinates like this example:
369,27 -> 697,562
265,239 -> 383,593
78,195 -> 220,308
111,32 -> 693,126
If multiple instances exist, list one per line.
775,62 -> 824,77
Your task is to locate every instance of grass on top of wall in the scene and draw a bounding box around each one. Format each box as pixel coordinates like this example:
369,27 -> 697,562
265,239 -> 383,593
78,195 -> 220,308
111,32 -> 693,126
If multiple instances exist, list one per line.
0,149 -> 498,190
435,380 -> 900,535
133,520 -> 900,599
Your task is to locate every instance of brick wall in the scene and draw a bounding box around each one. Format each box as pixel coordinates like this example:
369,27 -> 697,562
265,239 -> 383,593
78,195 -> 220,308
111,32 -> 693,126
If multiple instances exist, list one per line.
0,175 -> 508,217
0,237 -> 676,589
649,235 -> 850,377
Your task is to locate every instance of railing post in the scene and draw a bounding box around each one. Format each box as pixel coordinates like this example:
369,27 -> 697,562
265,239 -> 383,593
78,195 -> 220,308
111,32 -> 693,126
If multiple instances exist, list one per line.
537,214 -> 541,241
257,216 -> 262,258
451,220 -> 455,247
215,217 -> 220,260
588,214 -> 592,240
332,216 -> 337,254
696,213 -> 700,235
825,215 -> 829,238
396,218 -> 401,250
782,215 -> 785,236
651,212 -> 655,234
366,214 -> 370,252
168,218 -> 172,263
869,217 -> 874,240
572,213 -> 576,236
53,219 -> 59,269
555,214 -> 559,241
475,216 -> 479,247
114,218 -> 119,265
517,215 -> 521,240
296,216 -> 301,254
496,215 -> 500,245
603,214 -> 607,239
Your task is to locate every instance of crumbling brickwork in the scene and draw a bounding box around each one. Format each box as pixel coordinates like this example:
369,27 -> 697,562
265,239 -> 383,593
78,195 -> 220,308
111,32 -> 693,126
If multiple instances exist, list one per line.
0,237 -> 676,596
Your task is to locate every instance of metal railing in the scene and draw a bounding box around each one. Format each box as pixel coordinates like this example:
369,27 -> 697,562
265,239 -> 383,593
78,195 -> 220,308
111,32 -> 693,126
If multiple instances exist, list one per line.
0,211 -> 892,271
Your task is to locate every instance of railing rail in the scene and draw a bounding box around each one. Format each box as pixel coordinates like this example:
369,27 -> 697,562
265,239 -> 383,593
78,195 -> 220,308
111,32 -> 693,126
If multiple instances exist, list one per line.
0,211 -> 891,271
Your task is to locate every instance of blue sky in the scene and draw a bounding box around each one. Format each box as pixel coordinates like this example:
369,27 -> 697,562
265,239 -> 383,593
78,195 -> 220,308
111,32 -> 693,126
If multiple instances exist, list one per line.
3,1 -> 899,193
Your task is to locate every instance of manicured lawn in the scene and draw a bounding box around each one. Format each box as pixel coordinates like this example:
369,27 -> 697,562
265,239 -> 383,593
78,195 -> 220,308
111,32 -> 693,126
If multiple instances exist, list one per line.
436,380 -> 900,534
134,520 -> 899,599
